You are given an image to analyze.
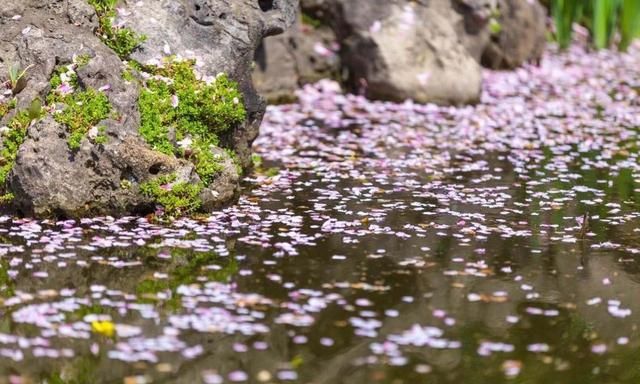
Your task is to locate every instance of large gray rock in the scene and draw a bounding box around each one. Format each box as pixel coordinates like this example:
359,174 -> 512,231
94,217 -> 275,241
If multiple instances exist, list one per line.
262,0 -> 545,104
0,0 -> 297,218
449,0 -> 497,61
312,0 -> 484,105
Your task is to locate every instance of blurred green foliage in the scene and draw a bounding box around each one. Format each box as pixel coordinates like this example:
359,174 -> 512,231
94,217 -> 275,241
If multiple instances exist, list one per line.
552,0 -> 640,50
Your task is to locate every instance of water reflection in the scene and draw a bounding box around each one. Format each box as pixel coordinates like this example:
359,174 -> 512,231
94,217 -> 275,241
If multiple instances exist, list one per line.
0,143 -> 636,383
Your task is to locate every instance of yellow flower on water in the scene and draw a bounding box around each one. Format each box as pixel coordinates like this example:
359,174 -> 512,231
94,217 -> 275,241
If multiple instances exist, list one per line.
91,320 -> 115,337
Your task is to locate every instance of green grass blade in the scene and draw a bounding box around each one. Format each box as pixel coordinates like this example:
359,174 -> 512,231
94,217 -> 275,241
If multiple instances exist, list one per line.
593,0 -> 607,48
619,0 -> 640,50
592,0 -> 620,49
553,0 -> 584,49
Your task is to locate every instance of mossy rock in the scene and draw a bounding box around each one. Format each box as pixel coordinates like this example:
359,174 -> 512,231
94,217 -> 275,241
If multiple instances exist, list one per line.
0,0 -> 297,218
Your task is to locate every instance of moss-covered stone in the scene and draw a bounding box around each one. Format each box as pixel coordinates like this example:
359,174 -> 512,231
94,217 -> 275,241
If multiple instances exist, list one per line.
93,126 -> 108,145
0,111 -> 35,201
136,58 -> 245,214
137,59 -> 245,158
53,88 -> 112,150
46,60 -> 113,150
0,98 -> 16,119
88,0 -> 146,59
0,0 -> 295,219
192,140 -> 226,186
140,173 -> 203,218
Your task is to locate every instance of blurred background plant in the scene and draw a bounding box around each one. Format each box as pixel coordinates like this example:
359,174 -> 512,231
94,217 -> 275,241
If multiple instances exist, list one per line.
549,0 -> 640,50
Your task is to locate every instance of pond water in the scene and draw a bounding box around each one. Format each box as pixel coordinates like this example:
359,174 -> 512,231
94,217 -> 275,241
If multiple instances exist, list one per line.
0,45 -> 639,383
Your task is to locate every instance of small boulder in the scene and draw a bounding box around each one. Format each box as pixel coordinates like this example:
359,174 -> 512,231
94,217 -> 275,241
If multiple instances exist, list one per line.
481,0 -> 547,69
322,0 -> 483,105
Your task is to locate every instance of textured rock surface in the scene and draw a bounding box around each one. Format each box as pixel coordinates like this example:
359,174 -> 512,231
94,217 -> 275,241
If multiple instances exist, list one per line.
253,18 -> 340,103
481,0 -> 547,69
311,0 -> 484,105
450,0 -> 496,61
256,0 -> 546,104
124,0 -> 297,169
0,0 -> 297,217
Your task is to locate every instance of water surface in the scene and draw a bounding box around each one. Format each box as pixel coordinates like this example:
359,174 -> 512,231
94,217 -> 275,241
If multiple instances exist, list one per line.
0,45 -> 640,383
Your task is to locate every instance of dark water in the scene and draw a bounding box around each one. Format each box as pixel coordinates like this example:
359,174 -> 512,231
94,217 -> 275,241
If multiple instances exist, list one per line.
0,143 -> 639,384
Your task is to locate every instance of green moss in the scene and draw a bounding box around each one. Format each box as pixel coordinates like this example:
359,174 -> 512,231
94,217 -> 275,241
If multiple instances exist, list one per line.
192,140 -> 225,186
0,109 -> 38,203
53,88 -> 111,150
47,67 -> 79,105
489,18 -> 503,35
47,62 -> 112,149
301,12 -> 324,28
139,60 -> 245,151
251,153 -> 263,168
127,60 -> 147,73
48,56 -> 91,88
134,59 -> 247,217
87,0 -> 118,13
138,78 -> 174,155
488,8 -> 503,36
94,126 -> 108,145
88,0 -> 146,59
75,54 -> 92,67
100,19 -> 147,58
0,111 -> 32,189
0,193 -> 14,204
121,67 -> 135,82
138,59 -> 245,189
140,173 -> 203,217
0,98 -> 16,119
120,179 -> 132,190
